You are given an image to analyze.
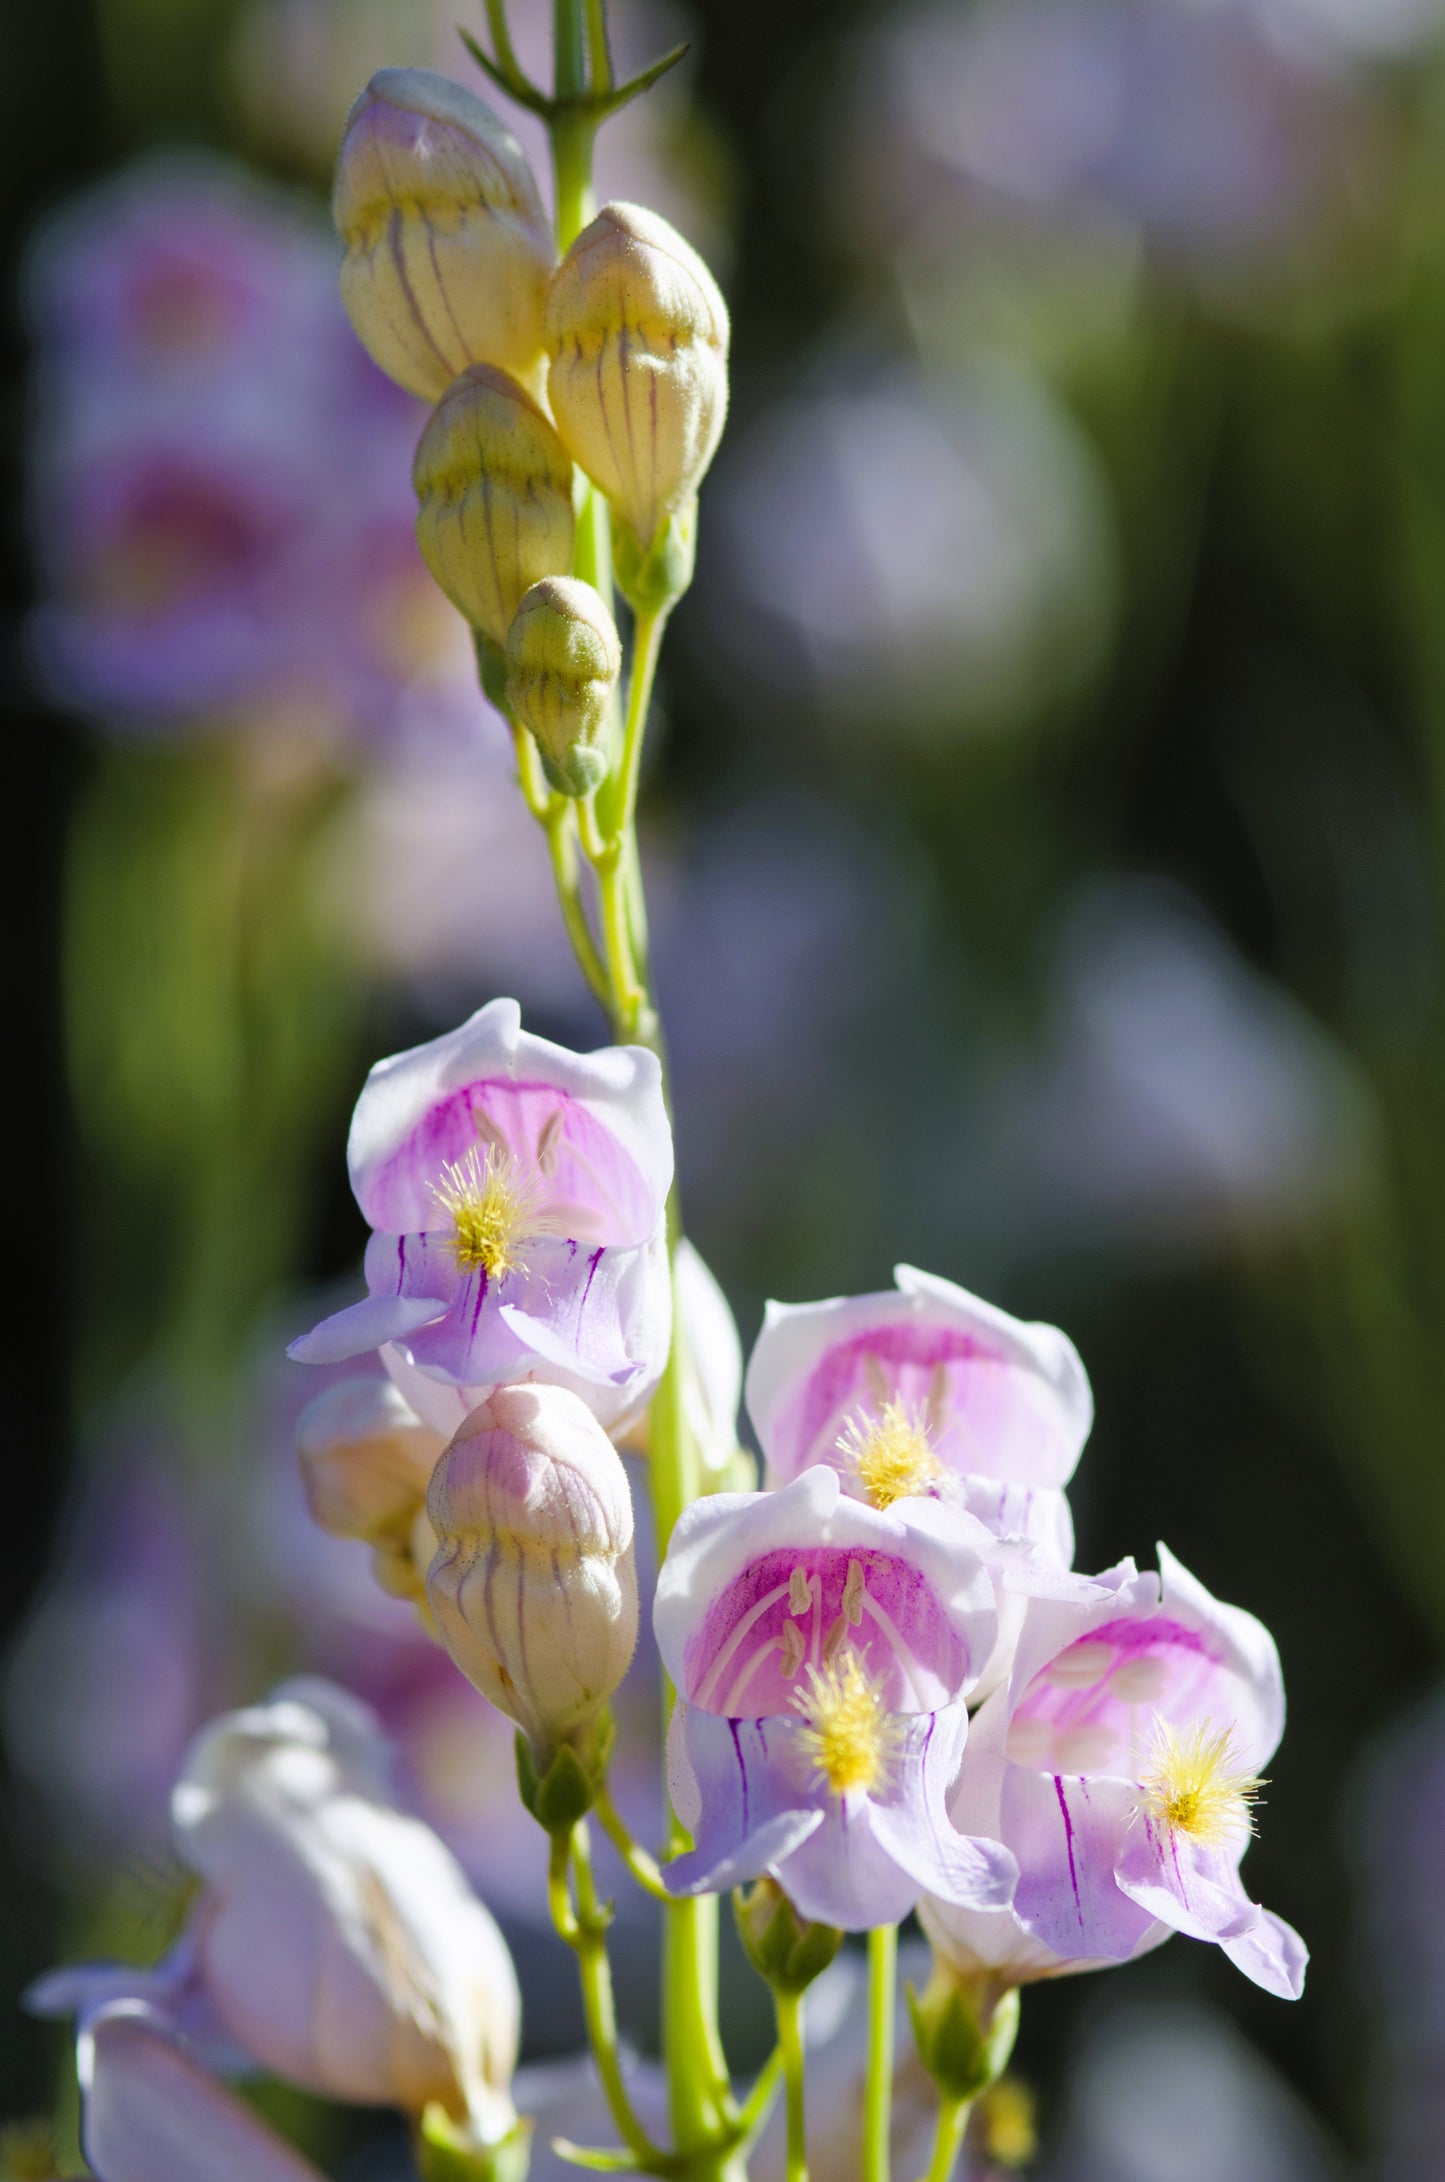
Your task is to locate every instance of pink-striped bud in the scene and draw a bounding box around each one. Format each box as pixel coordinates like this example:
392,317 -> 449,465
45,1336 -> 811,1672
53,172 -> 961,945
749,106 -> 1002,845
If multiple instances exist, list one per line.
412,364 -> 575,650
426,1384 -> 638,1764
546,202 -> 729,554
334,68 -> 554,401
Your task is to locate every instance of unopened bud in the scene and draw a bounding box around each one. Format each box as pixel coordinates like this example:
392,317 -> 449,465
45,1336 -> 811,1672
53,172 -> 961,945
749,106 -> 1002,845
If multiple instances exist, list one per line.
298,1378 -> 444,1540
426,1385 -> 639,1767
908,1960 -> 1020,2104
735,1877 -> 843,1997
413,365 -> 575,652
505,576 -> 621,796
546,202 -> 729,560
298,1378 -> 446,1612
334,68 -> 554,401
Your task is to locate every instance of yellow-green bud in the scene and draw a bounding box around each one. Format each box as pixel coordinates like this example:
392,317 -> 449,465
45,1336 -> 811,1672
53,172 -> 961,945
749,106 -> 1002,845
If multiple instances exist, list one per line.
334,68 -> 554,401
413,365 -> 576,651
505,576 -> 621,797
546,202 -> 729,556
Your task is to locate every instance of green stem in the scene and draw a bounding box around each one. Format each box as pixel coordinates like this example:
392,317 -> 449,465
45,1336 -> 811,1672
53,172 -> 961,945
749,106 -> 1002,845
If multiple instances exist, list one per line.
733,2049 -> 783,2151
864,1926 -> 897,2182
548,1828 -> 580,1943
776,1992 -> 807,2182
509,719 -> 611,1011
584,0 -> 614,89
921,2095 -> 972,2182
594,1783 -> 670,1900
664,1892 -> 732,2151
563,1821 -> 669,2168
545,803 -> 611,1009
542,10 -> 727,2165
601,608 -> 666,843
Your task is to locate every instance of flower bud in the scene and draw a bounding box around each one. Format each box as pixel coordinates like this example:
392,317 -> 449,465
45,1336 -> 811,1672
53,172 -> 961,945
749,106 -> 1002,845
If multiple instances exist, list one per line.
546,202 -> 729,554
505,576 -> 621,796
426,1384 -> 639,1766
907,1959 -> 1020,2105
413,365 -> 575,650
334,68 -> 554,401
172,1681 -> 521,2137
298,1378 -> 445,1543
734,1876 -> 843,1997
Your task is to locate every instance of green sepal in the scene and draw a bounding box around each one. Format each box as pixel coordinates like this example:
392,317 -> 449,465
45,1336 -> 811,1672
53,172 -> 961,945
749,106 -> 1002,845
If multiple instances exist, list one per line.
907,1975 -> 1019,2104
538,737 -> 609,799
734,1877 -> 843,1997
417,2108 -> 533,2182
514,1714 -> 615,1832
612,502 -> 696,615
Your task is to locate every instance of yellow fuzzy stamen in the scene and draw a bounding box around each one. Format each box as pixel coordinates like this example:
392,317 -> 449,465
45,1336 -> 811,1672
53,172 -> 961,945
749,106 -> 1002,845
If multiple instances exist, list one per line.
1136,1717 -> 1264,1847
428,1143 -> 547,1280
837,1397 -> 944,1509
791,1650 -> 903,1798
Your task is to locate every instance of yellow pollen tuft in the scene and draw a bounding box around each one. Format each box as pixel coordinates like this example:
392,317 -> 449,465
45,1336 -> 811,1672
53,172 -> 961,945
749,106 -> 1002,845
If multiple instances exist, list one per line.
838,1397 -> 944,1509
428,1143 -> 547,1280
791,1650 -> 903,1799
1136,1716 -> 1264,1848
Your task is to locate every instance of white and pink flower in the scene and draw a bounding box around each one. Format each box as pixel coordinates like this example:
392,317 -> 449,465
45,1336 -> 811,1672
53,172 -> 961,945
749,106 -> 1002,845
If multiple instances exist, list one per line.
653,1465 -> 1018,1929
922,1549 -> 1306,1999
30,1680 -> 522,2157
290,999 -> 674,1434
745,1264 -> 1091,1567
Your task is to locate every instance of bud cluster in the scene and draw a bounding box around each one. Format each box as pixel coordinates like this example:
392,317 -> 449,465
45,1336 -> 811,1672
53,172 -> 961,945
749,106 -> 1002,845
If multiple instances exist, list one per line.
333,67 -> 730,795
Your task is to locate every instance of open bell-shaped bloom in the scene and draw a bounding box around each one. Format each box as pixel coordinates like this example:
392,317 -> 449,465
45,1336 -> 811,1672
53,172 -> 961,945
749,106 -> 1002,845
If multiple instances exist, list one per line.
923,1550 -> 1306,2000
746,1265 -> 1091,1567
289,999 -> 674,1435
31,1679 -> 523,2142
653,1465 -> 1018,1929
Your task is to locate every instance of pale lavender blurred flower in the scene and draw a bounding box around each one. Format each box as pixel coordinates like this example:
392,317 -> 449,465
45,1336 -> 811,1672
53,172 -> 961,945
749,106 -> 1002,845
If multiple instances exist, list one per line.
3,1439 -> 224,1863
839,0 -> 1372,279
996,881 -> 1373,1252
26,154 -> 480,746
710,360 -> 1113,742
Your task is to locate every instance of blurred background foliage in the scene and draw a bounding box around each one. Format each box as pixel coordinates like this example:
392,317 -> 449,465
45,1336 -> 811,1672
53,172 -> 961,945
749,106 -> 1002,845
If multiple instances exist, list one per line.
7,0 -> 1445,2175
